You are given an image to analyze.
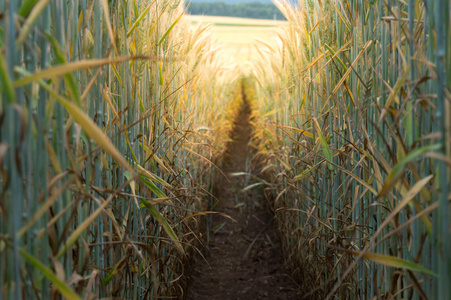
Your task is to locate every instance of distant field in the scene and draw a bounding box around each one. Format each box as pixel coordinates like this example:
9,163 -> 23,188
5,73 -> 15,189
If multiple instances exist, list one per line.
185,15 -> 287,26
185,15 -> 287,65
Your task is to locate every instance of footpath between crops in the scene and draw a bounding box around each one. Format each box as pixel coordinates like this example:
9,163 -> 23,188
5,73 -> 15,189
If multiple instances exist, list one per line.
185,86 -> 302,299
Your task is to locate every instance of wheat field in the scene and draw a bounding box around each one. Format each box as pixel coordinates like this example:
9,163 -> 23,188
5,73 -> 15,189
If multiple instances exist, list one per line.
0,0 -> 450,299
185,15 -> 287,64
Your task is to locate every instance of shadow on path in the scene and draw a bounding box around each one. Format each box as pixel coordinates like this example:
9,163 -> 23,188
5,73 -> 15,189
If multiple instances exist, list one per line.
186,86 -> 302,300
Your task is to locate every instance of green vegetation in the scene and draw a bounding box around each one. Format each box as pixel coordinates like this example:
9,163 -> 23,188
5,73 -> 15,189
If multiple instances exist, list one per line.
187,2 -> 286,20
0,0 -> 237,298
251,0 -> 451,298
1,0 -> 450,299
191,22 -> 277,27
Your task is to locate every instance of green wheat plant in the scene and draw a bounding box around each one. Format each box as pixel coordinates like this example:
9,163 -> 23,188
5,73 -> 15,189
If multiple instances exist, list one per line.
0,0 -> 237,298
251,0 -> 450,298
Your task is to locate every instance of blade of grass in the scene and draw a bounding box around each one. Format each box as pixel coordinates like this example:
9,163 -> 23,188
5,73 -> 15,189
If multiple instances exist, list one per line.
16,0 -> 51,45
19,249 -> 81,300
348,251 -> 437,277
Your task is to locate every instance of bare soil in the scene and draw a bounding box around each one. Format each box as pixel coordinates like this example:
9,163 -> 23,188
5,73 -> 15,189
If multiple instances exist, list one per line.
185,91 -> 302,300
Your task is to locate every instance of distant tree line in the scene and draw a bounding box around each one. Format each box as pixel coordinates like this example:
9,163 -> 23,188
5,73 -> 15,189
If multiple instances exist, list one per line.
186,2 -> 286,20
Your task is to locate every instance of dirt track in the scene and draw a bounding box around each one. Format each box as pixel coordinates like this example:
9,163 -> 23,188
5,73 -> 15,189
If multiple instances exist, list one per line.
185,88 -> 302,300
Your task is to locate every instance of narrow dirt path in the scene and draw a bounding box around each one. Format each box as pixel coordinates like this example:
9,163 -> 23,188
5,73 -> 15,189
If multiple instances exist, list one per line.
185,89 -> 302,299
